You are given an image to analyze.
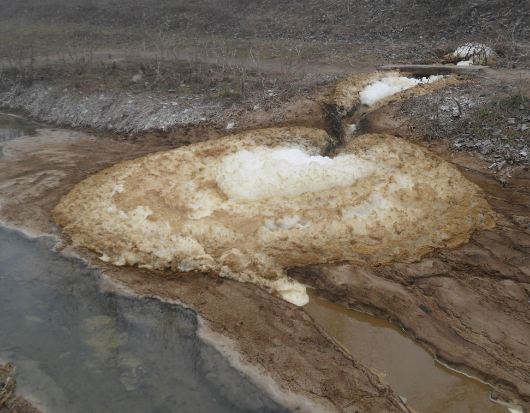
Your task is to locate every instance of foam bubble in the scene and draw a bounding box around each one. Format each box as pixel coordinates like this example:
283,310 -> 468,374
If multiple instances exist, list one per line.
216,148 -> 374,201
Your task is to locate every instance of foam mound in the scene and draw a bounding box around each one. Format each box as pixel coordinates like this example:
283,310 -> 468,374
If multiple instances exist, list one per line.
53,127 -> 495,306
359,75 -> 444,107
334,71 -> 452,116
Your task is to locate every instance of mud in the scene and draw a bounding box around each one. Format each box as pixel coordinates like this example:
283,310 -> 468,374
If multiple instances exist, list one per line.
281,72 -> 530,409
288,139 -> 530,411
304,291 -> 509,413
1,67 -> 529,412
0,363 -> 42,413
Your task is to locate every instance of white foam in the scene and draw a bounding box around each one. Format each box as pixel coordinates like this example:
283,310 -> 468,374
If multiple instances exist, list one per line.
360,75 -> 444,107
216,148 -> 374,201
54,132 -> 495,307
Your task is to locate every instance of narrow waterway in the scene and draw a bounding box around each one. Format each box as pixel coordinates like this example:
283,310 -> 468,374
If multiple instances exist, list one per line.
304,290 -> 509,413
0,227 -> 287,413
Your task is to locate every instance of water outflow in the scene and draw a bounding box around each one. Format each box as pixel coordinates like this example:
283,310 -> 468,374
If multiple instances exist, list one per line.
304,291 -> 509,413
0,228 -> 287,413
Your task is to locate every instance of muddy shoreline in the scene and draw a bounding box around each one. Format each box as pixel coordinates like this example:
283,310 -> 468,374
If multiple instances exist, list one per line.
1,67 -> 529,412
0,119 -> 410,412
0,363 -> 42,413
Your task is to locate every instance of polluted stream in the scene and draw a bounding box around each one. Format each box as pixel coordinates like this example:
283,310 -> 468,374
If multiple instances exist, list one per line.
0,114 -> 514,412
0,227 -> 288,413
304,291 -> 508,413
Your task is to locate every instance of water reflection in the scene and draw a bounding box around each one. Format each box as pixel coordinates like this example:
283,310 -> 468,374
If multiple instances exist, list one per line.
304,290 -> 508,413
0,114 -> 38,156
0,228 -> 286,413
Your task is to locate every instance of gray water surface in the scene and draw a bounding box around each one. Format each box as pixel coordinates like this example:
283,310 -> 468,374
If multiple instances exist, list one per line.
0,113 -> 38,141
0,227 -> 287,413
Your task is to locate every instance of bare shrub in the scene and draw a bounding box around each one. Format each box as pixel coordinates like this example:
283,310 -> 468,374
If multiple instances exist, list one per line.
59,27 -> 98,74
271,43 -> 309,79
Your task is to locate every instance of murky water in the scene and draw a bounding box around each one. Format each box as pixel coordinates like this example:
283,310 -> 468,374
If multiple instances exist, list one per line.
304,290 -> 508,413
0,227 -> 287,413
0,114 -> 38,156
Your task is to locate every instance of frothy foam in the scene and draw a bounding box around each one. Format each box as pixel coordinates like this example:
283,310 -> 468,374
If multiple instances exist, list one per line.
216,148 -> 374,201
360,75 -> 444,107
52,128 -> 495,306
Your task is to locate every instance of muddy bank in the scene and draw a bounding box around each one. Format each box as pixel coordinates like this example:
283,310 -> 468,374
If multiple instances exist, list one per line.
0,363 -> 42,413
0,79 -> 330,138
1,67 -> 529,411
284,70 -> 530,409
289,209 -> 530,408
0,124 -> 410,412
0,83 -> 224,134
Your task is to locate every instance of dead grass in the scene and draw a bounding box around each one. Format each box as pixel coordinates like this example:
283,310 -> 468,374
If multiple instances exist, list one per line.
0,363 -> 41,413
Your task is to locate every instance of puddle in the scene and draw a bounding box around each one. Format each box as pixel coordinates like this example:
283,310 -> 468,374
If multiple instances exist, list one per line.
0,227 -> 287,413
304,290 -> 508,413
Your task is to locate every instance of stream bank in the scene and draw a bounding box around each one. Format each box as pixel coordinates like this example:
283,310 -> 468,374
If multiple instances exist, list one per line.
1,66 -> 529,412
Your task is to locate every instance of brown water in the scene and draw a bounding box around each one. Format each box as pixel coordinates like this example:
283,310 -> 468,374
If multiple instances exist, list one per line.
304,290 -> 509,413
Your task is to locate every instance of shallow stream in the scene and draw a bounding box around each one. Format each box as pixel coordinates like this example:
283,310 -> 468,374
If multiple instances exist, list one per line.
0,227 -> 287,413
304,291 -> 508,413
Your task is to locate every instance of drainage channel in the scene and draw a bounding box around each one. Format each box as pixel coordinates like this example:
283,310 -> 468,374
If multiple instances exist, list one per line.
304,289 -> 509,413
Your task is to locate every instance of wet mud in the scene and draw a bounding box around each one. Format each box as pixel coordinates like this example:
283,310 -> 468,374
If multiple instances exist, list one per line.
289,71 -> 530,409
304,291 -> 508,413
